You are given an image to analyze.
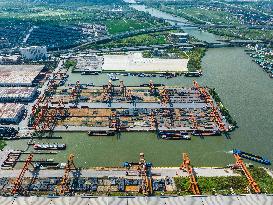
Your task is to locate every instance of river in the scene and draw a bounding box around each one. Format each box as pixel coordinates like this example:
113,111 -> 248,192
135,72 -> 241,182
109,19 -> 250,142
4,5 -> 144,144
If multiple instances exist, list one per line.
130,4 -> 224,44
6,6 -> 273,168
8,47 -> 273,168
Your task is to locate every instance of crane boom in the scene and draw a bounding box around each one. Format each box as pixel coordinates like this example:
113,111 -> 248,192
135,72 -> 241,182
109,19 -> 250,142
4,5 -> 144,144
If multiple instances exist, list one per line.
57,154 -> 77,195
233,154 -> 261,193
11,154 -> 34,195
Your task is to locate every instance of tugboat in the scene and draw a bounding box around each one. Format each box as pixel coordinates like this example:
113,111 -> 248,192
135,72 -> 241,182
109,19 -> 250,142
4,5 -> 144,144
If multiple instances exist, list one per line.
33,143 -> 66,150
88,131 -> 116,136
158,131 -> 191,140
233,149 -> 271,165
108,73 -> 119,81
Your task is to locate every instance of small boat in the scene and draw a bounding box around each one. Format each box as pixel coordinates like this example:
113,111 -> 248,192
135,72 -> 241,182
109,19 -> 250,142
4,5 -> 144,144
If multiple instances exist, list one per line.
233,149 -> 271,165
88,131 -> 115,136
108,73 -> 119,81
82,71 -> 99,75
33,143 -> 66,150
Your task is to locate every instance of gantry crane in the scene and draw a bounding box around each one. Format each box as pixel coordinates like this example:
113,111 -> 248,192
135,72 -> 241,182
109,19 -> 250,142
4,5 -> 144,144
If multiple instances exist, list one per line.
180,153 -> 200,195
120,80 -> 126,97
102,81 -> 113,105
160,87 -> 170,106
124,153 -> 153,195
193,80 -> 227,132
233,154 -> 261,193
11,154 -> 34,195
57,154 -> 77,195
149,80 -> 157,96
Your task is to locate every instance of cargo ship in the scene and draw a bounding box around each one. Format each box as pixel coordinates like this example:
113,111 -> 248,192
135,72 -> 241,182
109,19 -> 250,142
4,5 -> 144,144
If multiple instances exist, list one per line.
33,143 -> 66,150
88,131 -> 116,136
158,131 -> 191,140
233,149 -> 271,165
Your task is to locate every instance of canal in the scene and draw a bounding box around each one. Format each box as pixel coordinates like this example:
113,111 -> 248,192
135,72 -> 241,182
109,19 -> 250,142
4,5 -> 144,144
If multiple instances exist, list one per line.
8,47 -> 273,168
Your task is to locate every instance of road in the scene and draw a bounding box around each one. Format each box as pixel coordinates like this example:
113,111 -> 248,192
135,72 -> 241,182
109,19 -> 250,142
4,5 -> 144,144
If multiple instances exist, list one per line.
0,167 -> 238,178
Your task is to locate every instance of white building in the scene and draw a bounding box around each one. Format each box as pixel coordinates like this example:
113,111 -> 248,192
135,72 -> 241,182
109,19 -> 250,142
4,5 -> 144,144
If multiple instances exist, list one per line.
20,46 -> 48,61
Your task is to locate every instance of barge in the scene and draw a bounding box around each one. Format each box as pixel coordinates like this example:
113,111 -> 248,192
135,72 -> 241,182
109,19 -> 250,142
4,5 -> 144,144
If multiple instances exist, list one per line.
184,71 -> 202,77
233,149 -> 271,165
158,131 -> 191,140
192,130 -> 221,136
33,143 -> 66,150
88,131 -> 116,136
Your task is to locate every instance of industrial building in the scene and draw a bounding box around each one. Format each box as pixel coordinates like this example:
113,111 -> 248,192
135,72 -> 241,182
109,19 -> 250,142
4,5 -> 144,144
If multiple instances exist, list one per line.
169,32 -> 189,43
0,87 -> 38,102
0,55 -> 21,65
102,52 -> 189,73
71,54 -> 103,74
0,65 -> 44,87
0,103 -> 25,124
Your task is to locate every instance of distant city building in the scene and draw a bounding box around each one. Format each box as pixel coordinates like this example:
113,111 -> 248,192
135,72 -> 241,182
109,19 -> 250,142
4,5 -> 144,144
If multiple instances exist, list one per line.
0,103 -> 25,124
169,32 -> 189,43
20,46 -> 48,61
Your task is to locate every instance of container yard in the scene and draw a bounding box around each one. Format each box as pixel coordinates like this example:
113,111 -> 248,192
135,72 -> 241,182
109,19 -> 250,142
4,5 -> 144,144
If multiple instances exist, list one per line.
27,80 -> 233,137
0,65 -> 44,87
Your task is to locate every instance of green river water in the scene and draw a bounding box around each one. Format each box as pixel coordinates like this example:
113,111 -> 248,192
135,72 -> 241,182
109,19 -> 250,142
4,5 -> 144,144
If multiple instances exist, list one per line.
8,47 -> 273,168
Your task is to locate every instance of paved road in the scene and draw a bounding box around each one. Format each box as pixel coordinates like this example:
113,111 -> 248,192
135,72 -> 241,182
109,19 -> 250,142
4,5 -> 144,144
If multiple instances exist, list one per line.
49,102 -> 209,109
0,167 -> 238,178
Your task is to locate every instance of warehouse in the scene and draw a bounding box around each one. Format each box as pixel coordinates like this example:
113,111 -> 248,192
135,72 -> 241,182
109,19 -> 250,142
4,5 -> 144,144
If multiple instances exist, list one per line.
0,103 -> 25,124
0,87 -> 38,102
0,65 -> 44,87
102,52 -> 188,73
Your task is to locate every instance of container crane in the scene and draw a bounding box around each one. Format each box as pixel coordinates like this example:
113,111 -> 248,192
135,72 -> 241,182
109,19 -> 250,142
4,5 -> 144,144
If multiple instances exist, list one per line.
124,153 -> 153,195
180,153 -> 200,195
160,87 -> 170,107
57,154 -> 77,195
11,154 -> 34,195
233,153 -> 261,193
120,80 -> 126,97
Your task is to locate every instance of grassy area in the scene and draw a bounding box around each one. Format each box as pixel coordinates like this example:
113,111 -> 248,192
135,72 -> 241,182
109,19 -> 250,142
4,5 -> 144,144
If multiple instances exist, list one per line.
249,167 -> 273,193
94,31 -> 172,49
142,48 -> 188,59
208,28 -> 273,42
209,88 -> 237,127
104,19 -> 155,35
64,59 -> 77,71
175,175 -> 248,195
187,48 -> 206,71
0,140 -> 6,150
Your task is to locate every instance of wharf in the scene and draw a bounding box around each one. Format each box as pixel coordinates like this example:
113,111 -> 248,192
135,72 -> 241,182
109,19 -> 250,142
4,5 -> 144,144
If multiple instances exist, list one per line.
0,167 -> 239,178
